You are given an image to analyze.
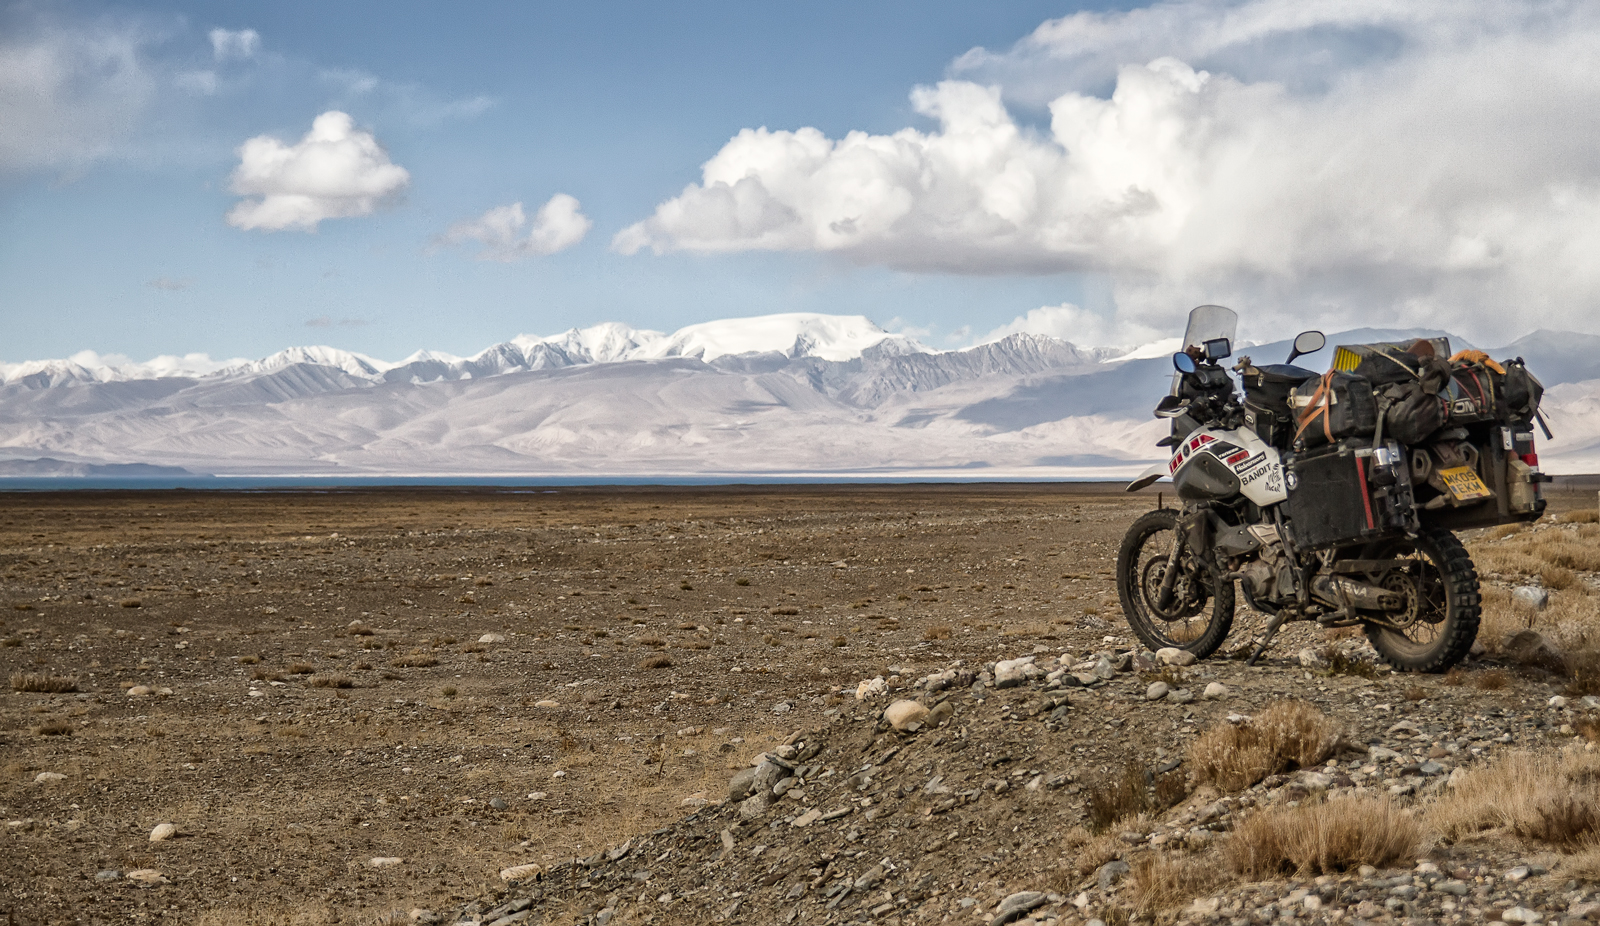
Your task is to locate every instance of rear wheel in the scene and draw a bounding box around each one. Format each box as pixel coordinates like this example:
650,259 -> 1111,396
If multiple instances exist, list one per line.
1362,528 -> 1480,673
1117,508 -> 1235,658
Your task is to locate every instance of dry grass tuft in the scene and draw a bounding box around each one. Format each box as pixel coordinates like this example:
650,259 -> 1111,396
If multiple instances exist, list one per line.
10,672 -> 78,693
1087,763 -> 1152,833
1541,565 -> 1579,591
285,663 -> 315,675
1130,852 -> 1228,914
1324,649 -> 1380,679
922,624 -> 952,641
1472,669 -> 1511,691
306,674 -> 354,689
34,720 -> 75,736
1564,843 -> 1600,881
1226,797 -> 1420,877
390,653 -> 438,668
638,654 -> 673,670
1564,509 -> 1600,524
1189,701 -> 1341,792
1431,747 -> 1600,847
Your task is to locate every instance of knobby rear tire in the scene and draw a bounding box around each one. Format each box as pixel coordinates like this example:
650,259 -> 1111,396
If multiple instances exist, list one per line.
1117,508 -> 1235,659
1363,527 -> 1480,673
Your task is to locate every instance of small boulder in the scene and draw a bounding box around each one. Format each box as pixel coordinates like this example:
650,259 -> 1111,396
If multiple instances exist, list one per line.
993,657 -> 1034,689
33,772 -> 65,784
1097,859 -> 1131,889
926,700 -> 955,729
1154,647 -> 1197,667
993,891 -> 1048,925
1202,682 -> 1228,700
855,677 -> 887,700
499,863 -> 540,882
149,823 -> 177,843
728,767 -> 759,803
125,869 -> 167,885
367,857 -> 403,868
1145,681 -> 1170,701
478,633 -> 507,644
1504,630 -> 1565,671
1298,647 -> 1329,670
1512,586 -> 1550,611
883,700 -> 930,731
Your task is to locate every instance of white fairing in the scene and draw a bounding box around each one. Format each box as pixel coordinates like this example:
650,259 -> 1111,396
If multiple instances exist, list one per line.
1167,425 -> 1289,506
1125,461 -> 1170,492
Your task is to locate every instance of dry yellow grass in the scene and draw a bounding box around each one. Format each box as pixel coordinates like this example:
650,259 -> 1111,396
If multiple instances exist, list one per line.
1189,701 -> 1342,792
1226,796 -> 1420,877
1430,747 -> 1600,846
10,672 -> 78,693
1478,585 -> 1600,659
1130,851 -> 1228,914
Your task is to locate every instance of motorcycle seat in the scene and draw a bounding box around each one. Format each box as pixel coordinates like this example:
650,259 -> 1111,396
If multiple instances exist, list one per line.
1252,364 -> 1321,385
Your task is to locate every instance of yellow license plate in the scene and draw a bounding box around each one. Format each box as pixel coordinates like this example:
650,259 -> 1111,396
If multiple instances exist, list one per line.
1439,465 -> 1493,501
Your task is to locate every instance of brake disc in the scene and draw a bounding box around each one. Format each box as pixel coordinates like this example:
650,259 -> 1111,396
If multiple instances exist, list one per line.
1142,557 -> 1204,621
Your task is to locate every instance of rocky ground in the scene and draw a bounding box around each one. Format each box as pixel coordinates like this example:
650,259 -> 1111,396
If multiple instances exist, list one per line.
1,483 -> 1597,926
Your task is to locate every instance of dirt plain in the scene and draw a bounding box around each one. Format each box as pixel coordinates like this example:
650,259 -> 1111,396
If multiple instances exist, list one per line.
1,482 -> 1598,926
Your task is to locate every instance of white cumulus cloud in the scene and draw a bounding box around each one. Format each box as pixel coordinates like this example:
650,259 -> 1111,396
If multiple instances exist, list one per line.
616,0 -> 1600,343
226,111 -> 410,232
208,28 -> 259,62
440,195 -> 592,260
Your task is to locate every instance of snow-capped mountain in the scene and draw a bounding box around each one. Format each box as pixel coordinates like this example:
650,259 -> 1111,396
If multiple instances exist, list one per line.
2,315 -> 1597,477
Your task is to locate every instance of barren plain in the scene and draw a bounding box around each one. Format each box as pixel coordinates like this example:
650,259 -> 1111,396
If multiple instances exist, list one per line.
2,483 -> 1600,926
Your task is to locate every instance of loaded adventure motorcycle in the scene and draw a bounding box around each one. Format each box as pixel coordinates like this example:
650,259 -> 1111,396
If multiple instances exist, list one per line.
1119,305 -> 1551,672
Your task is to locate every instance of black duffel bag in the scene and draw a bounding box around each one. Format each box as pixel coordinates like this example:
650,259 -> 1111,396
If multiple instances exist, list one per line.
1503,358 -> 1544,422
1380,381 -> 1448,445
1293,371 -> 1378,448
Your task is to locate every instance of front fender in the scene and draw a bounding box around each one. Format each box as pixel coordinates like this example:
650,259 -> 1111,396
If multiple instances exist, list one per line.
1126,461 -> 1170,493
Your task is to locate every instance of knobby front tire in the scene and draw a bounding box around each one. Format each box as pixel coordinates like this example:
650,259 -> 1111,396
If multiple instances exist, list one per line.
1116,508 -> 1235,659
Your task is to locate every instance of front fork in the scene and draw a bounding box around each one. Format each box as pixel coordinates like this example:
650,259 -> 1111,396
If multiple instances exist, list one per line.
1155,532 -> 1185,611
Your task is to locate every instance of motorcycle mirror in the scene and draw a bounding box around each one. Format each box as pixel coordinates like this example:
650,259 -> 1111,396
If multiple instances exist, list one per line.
1202,337 -> 1232,361
1286,330 -> 1326,364
1172,352 -> 1197,374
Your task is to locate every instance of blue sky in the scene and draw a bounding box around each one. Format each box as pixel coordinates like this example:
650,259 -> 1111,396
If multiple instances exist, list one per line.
0,1 -> 1107,362
5,0 -> 1600,364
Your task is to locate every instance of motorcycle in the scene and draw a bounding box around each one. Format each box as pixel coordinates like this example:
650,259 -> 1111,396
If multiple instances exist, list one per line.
1117,305 -> 1548,672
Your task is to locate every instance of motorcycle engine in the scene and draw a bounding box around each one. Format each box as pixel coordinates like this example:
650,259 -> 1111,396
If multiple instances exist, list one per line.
1236,524 -> 1296,606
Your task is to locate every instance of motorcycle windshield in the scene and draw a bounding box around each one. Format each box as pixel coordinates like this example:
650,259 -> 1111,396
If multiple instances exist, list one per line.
1181,305 -> 1238,351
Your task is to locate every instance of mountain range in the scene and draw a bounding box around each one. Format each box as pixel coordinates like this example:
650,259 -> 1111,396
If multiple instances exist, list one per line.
2,313 -> 1598,478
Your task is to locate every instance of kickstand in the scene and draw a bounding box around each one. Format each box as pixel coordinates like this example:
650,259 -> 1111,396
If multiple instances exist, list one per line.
1247,612 -> 1289,667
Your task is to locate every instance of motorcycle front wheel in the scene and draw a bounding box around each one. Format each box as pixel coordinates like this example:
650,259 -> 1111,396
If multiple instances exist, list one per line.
1361,527 -> 1480,673
1116,508 -> 1235,658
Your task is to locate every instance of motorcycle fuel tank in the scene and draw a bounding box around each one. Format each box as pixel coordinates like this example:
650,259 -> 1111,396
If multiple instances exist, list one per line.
1167,427 -> 1289,506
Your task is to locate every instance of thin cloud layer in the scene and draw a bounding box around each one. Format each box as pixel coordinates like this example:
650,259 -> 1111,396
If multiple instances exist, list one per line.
440,195 -> 592,260
0,20 -> 157,172
617,0 -> 1600,341
226,111 -> 410,232
208,28 -> 259,62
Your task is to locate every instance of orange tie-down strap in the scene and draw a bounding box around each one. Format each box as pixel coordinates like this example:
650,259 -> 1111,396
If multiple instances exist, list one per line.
1294,372 -> 1336,444
1449,350 -> 1505,374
